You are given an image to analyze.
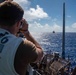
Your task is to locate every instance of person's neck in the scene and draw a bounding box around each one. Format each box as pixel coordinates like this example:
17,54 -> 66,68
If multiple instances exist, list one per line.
0,25 -> 15,35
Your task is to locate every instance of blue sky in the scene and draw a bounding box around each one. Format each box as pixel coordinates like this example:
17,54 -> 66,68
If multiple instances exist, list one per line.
14,0 -> 76,32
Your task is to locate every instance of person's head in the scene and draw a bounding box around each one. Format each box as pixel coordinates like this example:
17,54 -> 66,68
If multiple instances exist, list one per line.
0,1 -> 24,27
0,0 -> 13,3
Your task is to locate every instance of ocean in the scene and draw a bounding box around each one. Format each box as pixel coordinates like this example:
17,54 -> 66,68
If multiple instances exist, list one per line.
32,32 -> 76,68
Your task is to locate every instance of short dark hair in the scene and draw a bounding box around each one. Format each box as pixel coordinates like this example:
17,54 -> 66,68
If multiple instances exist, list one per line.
0,1 -> 24,26
0,0 -> 5,3
0,0 -> 13,3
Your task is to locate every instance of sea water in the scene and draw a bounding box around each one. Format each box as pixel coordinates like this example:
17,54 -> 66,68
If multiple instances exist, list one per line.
32,32 -> 76,68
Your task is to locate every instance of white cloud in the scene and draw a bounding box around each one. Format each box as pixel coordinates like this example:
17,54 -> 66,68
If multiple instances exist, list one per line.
52,23 -> 62,32
29,22 -> 62,32
14,0 -> 48,21
14,0 -> 29,5
24,5 -> 48,21
52,18 -> 57,22
29,22 -> 76,32
66,26 -> 75,32
63,23 -> 76,32
67,15 -> 71,18
14,0 -> 30,10
71,23 -> 76,28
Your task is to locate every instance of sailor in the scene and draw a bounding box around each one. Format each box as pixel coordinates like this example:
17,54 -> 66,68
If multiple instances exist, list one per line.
0,1 -> 43,75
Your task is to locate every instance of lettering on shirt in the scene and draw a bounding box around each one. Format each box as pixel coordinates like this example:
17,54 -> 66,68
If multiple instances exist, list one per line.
0,44 -> 4,53
0,32 -> 9,58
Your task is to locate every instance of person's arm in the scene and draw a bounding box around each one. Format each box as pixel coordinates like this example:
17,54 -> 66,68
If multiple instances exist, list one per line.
20,19 -> 43,62
24,31 -> 43,62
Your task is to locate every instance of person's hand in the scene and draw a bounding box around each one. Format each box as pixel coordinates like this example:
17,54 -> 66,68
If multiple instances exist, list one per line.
17,19 -> 29,37
20,19 -> 28,32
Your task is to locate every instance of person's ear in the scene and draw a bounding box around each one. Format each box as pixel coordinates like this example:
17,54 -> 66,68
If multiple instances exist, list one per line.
16,21 -> 21,28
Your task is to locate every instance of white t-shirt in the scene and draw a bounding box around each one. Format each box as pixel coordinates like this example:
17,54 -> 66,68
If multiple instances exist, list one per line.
0,28 -> 23,75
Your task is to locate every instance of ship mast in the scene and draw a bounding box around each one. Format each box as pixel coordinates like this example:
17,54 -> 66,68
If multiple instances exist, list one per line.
62,2 -> 65,59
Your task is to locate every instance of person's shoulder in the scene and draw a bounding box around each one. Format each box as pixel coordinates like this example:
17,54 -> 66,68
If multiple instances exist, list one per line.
15,39 -> 38,63
24,39 -> 35,47
17,39 -> 36,53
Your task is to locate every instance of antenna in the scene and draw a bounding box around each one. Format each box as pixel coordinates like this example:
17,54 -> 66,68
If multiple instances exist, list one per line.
62,2 -> 65,59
